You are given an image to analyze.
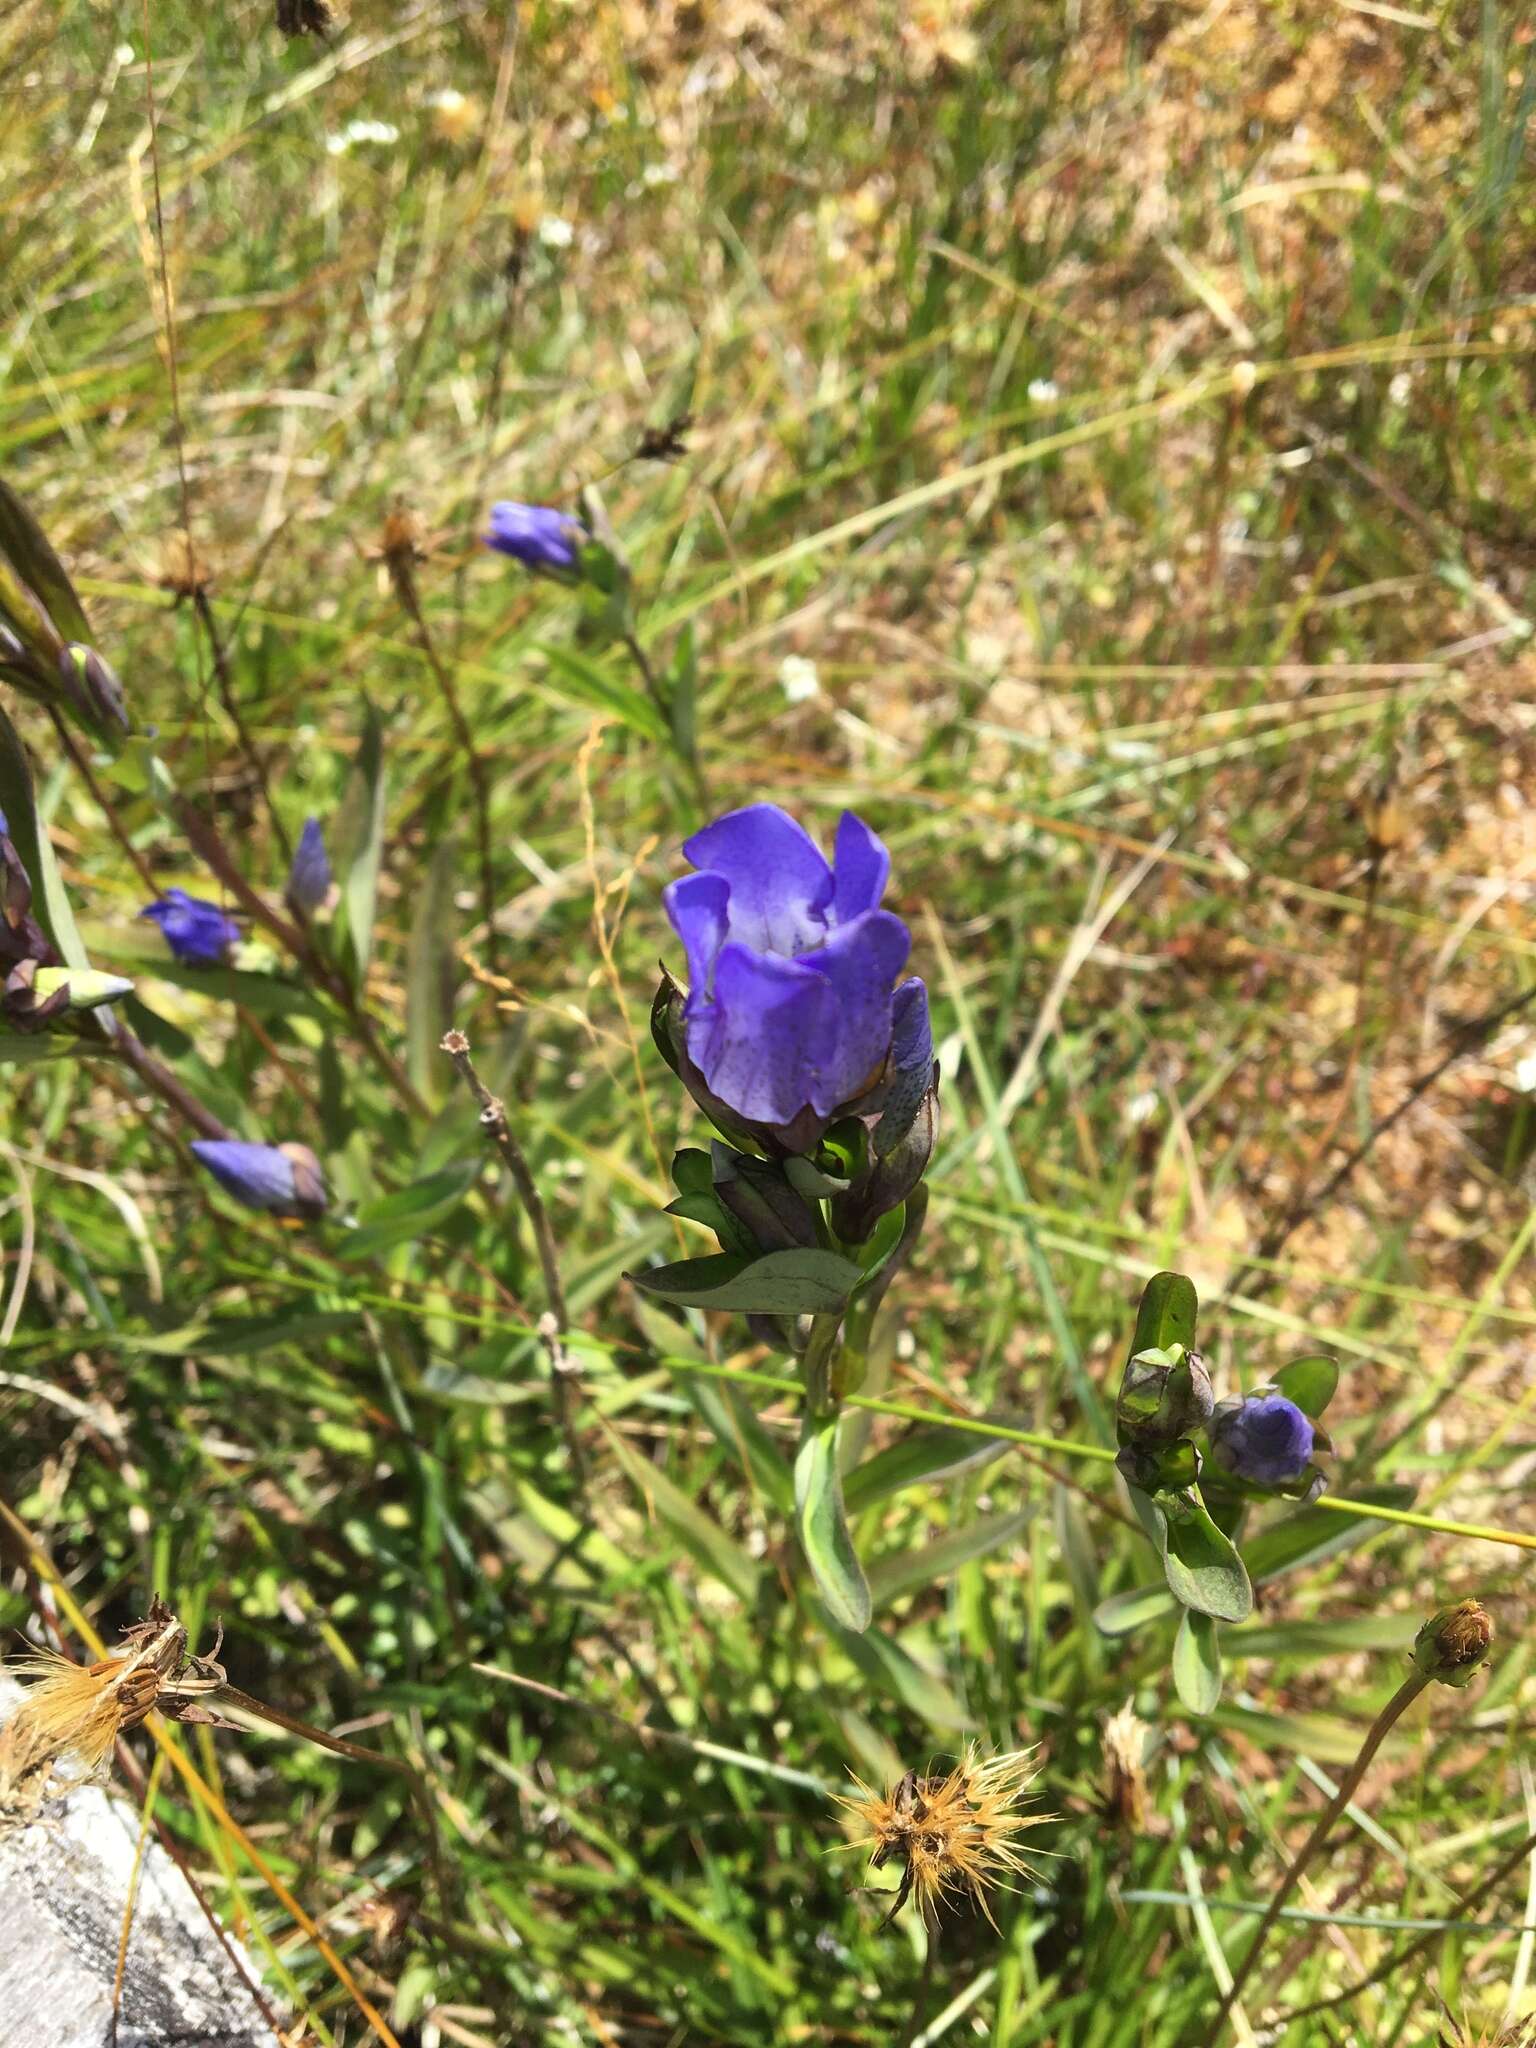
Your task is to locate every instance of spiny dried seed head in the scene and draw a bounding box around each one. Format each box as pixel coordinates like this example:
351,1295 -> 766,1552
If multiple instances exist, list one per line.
837,1746 -> 1048,1930
1414,1600 -> 1493,1690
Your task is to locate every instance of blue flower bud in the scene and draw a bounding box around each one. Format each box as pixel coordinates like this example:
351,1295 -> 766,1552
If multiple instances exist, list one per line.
190,1140 -> 328,1220
286,815 -> 332,914
661,804 -> 930,1155
58,643 -> 129,734
1208,1393 -> 1315,1486
139,889 -> 240,966
483,501 -> 583,576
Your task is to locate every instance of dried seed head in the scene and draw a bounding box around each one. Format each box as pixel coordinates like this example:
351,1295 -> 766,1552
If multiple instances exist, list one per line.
1413,1600 -> 1493,1690
155,532 -> 217,602
838,1746 -> 1048,1930
1101,1698 -> 1151,1833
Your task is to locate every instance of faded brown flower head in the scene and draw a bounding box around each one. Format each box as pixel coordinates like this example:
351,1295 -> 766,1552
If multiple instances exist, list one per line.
838,1746 -> 1047,1930
1413,1599 -> 1493,1690
0,1597 -> 227,1828
1101,1698 -> 1151,1833
155,532 -> 217,603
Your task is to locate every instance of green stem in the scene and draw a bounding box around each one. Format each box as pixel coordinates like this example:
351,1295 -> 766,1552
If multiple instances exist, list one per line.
800,1312 -> 842,1416
1198,1670 -> 1429,2046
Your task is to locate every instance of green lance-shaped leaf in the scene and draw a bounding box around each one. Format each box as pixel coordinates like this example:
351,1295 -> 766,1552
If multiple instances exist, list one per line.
0,705 -> 92,973
332,697 -> 386,988
406,837 -> 458,1103
1129,1270 -> 1198,1360
626,1247 -> 861,1316
1274,1354 -> 1340,1419
795,1410 -> 871,1634
0,476 -> 92,647
1172,1607 -> 1223,1714
340,1161 -> 479,1260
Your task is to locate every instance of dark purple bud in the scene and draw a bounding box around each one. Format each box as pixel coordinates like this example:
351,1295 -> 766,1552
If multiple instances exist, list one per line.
58,643 -> 129,733
139,889 -> 240,966
661,804 -> 920,1153
483,501 -> 584,576
190,1139 -> 328,1220
0,827 -> 56,972
1208,1393 -> 1315,1486
2,959 -> 71,1030
286,815 -> 332,914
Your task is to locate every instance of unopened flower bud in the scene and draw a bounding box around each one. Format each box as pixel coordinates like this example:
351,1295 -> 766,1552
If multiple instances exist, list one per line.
190,1139 -> 328,1221
286,815 -> 333,915
1116,1344 -> 1214,1450
58,643 -> 129,734
1208,1393 -> 1315,1486
1413,1600 -> 1492,1690
29,966 -> 134,1011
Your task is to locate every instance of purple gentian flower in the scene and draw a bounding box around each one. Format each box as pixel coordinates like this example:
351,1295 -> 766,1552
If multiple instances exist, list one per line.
190,1139 -> 327,1220
139,889 -> 240,966
663,803 -> 929,1133
483,501 -> 583,576
287,815 -> 332,914
1209,1394 -> 1315,1486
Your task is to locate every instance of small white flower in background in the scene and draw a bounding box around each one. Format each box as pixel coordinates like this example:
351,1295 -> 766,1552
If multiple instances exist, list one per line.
114,43 -> 136,64
643,161 -> 678,187
1388,371 -> 1412,405
1027,377 -> 1059,403
325,118 -> 400,155
538,215 -> 575,248
778,654 -> 820,703
1126,1089 -> 1159,1126
1515,1050 -> 1536,1094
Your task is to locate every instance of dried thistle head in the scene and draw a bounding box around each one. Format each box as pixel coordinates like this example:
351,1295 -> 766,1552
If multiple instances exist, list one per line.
0,1597 -> 228,1826
364,502 -> 442,604
1437,2002 -> 1536,2047
1414,1599 -> 1493,1690
1101,1697 -> 1151,1833
154,531 -> 218,603
837,1746 -> 1048,1931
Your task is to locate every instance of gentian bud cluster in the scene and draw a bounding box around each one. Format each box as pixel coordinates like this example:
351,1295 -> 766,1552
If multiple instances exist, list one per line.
0,821 -> 131,1028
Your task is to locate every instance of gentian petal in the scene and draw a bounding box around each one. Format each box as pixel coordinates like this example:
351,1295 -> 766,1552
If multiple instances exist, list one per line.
682,803 -> 833,956
139,889 -> 240,966
191,1140 -> 297,1212
686,942 -> 837,1127
874,975 -> 933,1153
483,501 -> 581,574
663,872 -> 731,1009
831,811 -> 891,923
798,907 -> 911,1114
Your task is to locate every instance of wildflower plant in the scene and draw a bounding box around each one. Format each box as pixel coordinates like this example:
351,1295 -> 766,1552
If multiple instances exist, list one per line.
634,800 -> 937,1629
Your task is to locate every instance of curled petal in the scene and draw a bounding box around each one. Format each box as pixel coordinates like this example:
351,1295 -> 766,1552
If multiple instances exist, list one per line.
686,942 -> 837,1128
798,908 -> 910,1114
874,976 -> 934,1154
682,803 -> 832,956
663,871 -> 731,1009
831,811 -> 891,922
